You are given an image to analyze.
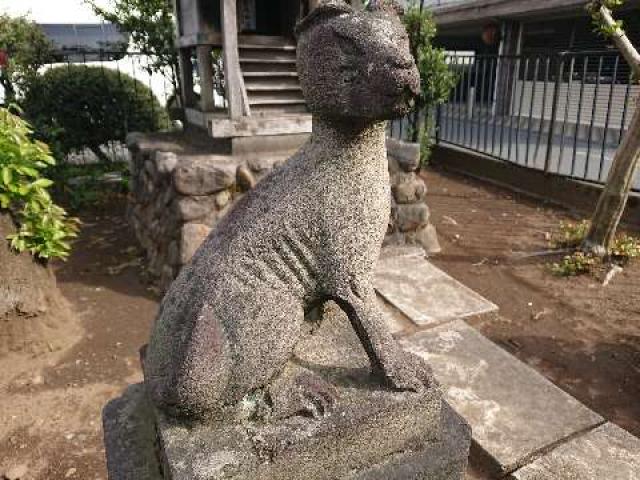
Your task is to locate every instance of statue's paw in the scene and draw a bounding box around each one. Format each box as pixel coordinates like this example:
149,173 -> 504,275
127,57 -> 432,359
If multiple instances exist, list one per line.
380,351 -> 433,393
270,370 -> 339,420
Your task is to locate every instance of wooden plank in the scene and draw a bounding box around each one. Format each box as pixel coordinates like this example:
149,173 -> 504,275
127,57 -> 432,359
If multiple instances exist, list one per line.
208,114 -> 312,138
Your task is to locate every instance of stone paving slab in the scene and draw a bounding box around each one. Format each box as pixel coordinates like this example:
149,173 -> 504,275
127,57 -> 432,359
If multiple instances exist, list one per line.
376,295 -> 413,335
400,320 -> 604,475
510,422 -> 640,480
375,255 -> 498,328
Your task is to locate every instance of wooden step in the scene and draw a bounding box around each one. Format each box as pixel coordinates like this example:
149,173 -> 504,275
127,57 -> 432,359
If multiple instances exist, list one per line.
240,57 -> 297,64
245,83 -> 301,92
241,62 -> 297,74
239,44 -> 297,52
243,71 -> 299,78
249,97 -> 306,106
250,104 -> 309,115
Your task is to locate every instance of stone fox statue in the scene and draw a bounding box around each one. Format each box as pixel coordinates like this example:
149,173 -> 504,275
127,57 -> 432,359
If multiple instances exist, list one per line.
145,0 -> 432,420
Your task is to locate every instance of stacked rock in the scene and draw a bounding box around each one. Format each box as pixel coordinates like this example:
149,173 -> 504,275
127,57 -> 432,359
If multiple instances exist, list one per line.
127,133 -> 440,293
127,133 -> 284,292
386,137 -> 441,255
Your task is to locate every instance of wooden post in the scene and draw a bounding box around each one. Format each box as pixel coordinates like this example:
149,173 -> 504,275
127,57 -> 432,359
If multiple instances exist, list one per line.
196,45 -> 215,111
179,49 -> 196,108
221,0 -> 247,119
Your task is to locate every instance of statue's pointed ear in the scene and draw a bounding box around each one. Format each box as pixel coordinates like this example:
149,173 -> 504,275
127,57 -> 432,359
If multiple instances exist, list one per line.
366,0 -> 404,17
295,1 -> 354,37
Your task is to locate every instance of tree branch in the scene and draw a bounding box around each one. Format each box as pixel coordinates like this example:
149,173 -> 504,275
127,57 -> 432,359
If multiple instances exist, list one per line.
595,4 -> 640,79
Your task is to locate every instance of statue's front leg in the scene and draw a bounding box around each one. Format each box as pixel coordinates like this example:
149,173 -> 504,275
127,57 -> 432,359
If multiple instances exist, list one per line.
334,280 -> 433,392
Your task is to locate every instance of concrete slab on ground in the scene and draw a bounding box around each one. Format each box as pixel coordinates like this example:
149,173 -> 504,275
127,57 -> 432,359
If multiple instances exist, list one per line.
400,320 -> 604,475
375,255 -> 498,328
377,295 -> 413,335
510,422 -> 640,480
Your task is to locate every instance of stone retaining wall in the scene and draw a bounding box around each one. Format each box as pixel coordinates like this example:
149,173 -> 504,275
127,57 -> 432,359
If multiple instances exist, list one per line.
127,133 -> 439,292
385,137 -> 441,254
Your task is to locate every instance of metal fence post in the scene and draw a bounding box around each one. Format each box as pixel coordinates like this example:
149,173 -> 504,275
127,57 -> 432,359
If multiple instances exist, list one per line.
544,52 -> 566,173
435,104 -> 441,145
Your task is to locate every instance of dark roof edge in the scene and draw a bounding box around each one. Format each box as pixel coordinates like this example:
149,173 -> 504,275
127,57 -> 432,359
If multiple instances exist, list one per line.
432,0 -> 638,27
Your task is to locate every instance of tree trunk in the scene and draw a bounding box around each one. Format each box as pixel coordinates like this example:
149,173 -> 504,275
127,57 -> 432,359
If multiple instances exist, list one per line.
583,99 -> 640,255
0,211 -> 81,356
582,3 -> 640,255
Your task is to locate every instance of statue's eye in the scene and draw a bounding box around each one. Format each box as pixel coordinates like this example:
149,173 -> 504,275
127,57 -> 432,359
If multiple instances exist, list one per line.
334,31 -> 364,57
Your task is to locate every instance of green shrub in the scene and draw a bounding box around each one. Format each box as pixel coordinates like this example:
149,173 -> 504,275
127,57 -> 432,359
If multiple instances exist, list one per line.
0,107 -> 77,260
551,251 -> 597,276
22,65 -> 169,162
549,219 -> 640,276
610,234 -> 640,261
403,4 -> 457,165
551,220 -> 590,249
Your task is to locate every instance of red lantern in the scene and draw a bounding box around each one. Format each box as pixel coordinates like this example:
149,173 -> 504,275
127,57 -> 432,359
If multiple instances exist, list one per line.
0,50 -> 8,68
481,24 -> 500,46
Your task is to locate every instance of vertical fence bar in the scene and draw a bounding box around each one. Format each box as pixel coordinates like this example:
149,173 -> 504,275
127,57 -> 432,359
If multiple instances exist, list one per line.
490,57 -> 498,155
476,57 -> 488,150
507,56 -> 517,162
473,55 -> 481,150
499,56 -> 509,159
435,103 -> 441,145
544,53 -> 565,173
572,56 -> 589,177
534,56 -> 551,163
455,56 -> 464,144
585,56 -> 604,179
496,56 -> 515,160
479,56 -> 488,152
557,55 -> 576,174
515,57 -> 530,164
599,55 -> 619,181
447,55 -> 454,143
465,55 -> 475,147
525,57 -> 540,167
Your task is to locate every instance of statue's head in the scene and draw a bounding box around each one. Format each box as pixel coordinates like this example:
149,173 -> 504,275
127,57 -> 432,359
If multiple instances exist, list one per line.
296,0 -> 420,122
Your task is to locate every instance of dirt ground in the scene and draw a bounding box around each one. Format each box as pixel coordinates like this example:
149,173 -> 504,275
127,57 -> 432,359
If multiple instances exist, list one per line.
0,202 -> 158,480
0,167 -> 638,479
425,166 -> 640,440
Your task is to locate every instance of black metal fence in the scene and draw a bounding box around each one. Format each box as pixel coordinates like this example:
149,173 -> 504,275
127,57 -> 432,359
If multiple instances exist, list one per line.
390,51 -> 640,192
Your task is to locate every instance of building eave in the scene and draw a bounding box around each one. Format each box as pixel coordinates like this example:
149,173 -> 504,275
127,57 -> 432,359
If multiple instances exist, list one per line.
432,0 -> 639,31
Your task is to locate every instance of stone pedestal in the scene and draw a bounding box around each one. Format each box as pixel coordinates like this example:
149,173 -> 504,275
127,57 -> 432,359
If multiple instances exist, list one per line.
150,305 -> 470,480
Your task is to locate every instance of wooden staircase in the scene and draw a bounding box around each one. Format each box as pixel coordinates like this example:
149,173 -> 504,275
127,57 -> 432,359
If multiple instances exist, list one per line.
238,38 -> 308,116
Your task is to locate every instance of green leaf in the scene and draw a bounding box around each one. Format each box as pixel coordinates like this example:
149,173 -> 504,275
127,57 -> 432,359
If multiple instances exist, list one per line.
31,178 -> 54,188
1,166 -> 12,185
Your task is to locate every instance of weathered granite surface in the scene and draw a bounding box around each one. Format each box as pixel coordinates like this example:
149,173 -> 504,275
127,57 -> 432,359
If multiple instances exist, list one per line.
385,137 -> 441,254
103,384 -> 163,480
400,320 -> 603,476
154,304 -> 470,480
127,132 -> 290,292
144,0 -> 430,421
510,422 -> 640,480
375,255 -> 498,327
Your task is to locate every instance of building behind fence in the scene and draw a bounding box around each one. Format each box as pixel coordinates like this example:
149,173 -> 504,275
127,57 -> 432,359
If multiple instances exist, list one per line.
389,0 -> 640,192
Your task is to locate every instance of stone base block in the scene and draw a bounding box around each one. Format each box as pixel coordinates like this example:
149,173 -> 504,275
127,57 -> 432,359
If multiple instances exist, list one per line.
156,399 -> 469,480
154,304 -> 471,480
